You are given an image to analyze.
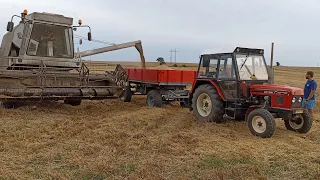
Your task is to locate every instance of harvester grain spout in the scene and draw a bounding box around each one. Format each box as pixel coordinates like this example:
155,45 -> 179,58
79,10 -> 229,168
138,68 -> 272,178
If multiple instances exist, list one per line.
77,40 -> 146,69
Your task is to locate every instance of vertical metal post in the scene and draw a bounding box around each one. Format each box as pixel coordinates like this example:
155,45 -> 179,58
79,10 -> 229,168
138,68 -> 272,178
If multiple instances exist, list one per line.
174,48 -> 177,63
269,42 -> 274,84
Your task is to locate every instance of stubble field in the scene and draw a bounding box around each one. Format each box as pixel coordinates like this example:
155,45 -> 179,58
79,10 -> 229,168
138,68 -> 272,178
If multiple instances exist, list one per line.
1,62 -> 320,180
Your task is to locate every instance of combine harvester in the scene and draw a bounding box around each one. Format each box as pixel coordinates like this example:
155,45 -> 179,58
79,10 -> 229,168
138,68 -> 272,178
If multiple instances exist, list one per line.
0,10 -> 146,107
125,47 -> 312,138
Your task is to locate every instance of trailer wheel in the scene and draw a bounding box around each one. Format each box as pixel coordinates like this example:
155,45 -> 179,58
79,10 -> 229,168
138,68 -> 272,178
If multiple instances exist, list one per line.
64,99 -> 82,106
121,86 -> 132,102
146,90 -> 162,107
191,84 -> 224,123
247,108 -> 276,138
284,110 -> 312,134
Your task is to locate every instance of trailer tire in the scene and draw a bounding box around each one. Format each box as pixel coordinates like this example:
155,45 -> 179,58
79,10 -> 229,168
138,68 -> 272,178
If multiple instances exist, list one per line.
146,90 -> 162,107
64,99 -> 82,106
121,86 -> 132,102
192,84 -> 224,123
247,108 -> 275,138
284,110 -> 312,134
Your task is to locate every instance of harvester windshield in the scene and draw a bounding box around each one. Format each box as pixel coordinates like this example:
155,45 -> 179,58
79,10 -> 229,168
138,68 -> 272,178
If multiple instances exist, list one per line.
27,23 -> 73,58
236,54 -> 268,80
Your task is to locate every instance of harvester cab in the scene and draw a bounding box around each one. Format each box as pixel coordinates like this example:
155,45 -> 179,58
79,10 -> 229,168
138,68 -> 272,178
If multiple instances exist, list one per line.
1,10 -> 92,70
190,47 -> 312,138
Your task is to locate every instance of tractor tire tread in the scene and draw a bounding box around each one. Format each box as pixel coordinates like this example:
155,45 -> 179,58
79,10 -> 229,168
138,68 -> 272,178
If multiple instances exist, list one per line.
192,84 -> 225,123
247,108 -> 276,138
284,110 -> 312,133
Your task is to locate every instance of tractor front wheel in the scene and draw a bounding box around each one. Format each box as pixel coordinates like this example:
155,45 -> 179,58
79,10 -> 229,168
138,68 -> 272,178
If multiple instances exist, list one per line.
191,84 -> 224,123
146,90 -> 162,107
247,108 -> 276,138
284,110 -> 312,134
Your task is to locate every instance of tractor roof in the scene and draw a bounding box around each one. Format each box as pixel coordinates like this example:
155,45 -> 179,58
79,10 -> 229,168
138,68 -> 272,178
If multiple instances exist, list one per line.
201,47 -> 264,56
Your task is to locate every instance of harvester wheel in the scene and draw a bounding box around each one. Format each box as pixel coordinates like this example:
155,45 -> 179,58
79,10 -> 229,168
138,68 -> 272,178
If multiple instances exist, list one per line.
146,90 -> 162,107
1,101 -> 21,109
121,86 -> 132,102
191,84 -> 224,123
284,110 -> 312,134
180,101 -> 189,108
247,108 -> 276,138
64,99 -> 82,106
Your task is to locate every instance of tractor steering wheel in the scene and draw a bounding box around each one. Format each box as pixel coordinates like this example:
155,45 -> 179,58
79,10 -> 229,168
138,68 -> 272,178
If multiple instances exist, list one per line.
239,71 -> 246,77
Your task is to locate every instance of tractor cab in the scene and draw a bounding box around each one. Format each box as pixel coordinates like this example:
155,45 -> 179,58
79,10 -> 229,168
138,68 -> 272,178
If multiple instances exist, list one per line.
196,47 -> 269,101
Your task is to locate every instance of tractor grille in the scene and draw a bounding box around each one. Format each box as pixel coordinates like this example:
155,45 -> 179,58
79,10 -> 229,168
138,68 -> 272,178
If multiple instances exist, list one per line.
276,96 -> 284,104
292,95 -> 302,108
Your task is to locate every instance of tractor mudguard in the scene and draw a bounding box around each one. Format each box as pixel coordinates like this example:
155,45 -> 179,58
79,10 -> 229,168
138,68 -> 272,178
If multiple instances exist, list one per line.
188,80 -> 226,112
245,105 -> 262,121
190,80 -> 226,101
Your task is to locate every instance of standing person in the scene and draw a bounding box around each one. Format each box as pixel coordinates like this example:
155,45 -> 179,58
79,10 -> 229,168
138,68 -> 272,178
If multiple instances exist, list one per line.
303,71 -> 317,119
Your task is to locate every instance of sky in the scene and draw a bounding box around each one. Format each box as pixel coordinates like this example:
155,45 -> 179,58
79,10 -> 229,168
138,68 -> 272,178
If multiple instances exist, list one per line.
0,0 -> 319,66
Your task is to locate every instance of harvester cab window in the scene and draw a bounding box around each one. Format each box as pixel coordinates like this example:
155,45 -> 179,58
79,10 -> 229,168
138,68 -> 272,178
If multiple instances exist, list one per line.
27,23 -> 73,58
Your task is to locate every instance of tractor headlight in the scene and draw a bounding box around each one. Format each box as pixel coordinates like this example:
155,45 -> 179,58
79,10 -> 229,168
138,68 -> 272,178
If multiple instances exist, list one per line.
298,97 -> 302,103
292,97 -> 296,103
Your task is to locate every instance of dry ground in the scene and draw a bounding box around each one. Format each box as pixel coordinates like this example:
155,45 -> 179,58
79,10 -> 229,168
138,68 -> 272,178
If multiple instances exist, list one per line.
1,64 -> 320,180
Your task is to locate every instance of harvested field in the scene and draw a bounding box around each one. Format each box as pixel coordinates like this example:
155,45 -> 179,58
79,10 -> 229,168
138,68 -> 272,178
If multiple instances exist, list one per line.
1,65 -> 320,179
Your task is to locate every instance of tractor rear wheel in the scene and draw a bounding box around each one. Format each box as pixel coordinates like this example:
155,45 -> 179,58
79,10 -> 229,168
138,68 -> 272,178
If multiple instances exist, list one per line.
146,90 -> 162,107
284,110 -> 312,133
247,108 -> 276,138
191,84 -> 224,123
64,99 -> 82,106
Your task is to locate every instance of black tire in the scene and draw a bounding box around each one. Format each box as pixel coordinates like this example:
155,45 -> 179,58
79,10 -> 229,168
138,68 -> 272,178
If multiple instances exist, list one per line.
146,90 -> 162,107
180,101 -> 189,108
284,110 -> 312,134
247,108 -> 276,138
64,99 -> 82,106
191,84 -> 224,123
1,101 -> 21,109
121,86 -> 132,102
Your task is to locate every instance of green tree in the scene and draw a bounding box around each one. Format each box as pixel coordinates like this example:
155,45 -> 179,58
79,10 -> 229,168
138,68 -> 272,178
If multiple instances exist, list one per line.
276,62 -> 280,66
156,57 -> 165,65
173,64 -> 178,67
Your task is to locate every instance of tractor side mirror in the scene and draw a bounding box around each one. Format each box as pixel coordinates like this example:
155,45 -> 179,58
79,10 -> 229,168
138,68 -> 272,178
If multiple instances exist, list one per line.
7,21 -> 14,32
88,32 -> 92,41
202,56 -> 210,67
79,39 -> 83,45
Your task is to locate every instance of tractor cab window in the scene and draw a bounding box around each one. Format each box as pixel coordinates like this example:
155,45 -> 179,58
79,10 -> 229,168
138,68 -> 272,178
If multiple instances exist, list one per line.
219,56 -> 236,79
27,23 -> 74,58
198,56 -> 218,78
236,54 -> 268,80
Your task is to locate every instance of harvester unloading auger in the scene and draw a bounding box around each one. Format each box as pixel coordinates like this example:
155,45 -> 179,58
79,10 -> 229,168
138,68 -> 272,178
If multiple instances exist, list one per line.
0,10 -> 146,107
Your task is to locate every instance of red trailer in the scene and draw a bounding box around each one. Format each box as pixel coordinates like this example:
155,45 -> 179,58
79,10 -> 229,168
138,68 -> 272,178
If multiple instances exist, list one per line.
122,68 -> 197,107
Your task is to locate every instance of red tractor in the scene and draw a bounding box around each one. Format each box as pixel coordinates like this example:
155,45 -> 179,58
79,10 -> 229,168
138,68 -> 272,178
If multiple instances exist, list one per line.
189,47 -> 312,138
